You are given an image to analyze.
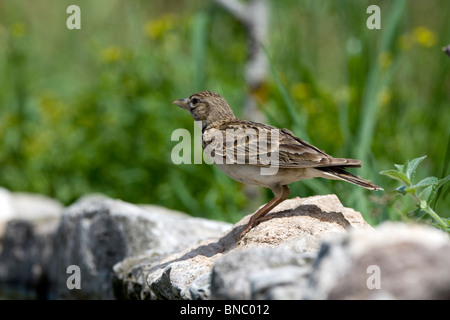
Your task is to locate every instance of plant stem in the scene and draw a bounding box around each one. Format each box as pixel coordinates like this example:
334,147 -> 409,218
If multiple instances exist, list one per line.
416,196 -> 448,229
422,202 -> 448,229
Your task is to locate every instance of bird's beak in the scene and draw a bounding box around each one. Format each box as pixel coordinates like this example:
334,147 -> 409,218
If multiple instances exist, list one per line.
172,98 -> 189,111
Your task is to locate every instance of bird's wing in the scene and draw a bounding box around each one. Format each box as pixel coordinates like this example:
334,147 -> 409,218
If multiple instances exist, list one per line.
277,128 -> 362,168
202,120 -> 361,168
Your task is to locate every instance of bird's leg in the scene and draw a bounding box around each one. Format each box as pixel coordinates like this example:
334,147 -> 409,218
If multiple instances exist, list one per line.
238,185 -> 290,239
253,185 -> 291,224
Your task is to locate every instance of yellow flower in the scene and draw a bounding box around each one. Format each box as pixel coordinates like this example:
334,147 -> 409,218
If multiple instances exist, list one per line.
412,26 -> 436,47
399,26 -> 437,51
101,46 -> 123,63
144,13 -> 176,40
10,22 -> 26,38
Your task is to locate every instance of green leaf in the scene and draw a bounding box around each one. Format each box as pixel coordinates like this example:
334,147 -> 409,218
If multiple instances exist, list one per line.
379,169 -> 410,186
418,185 -> 433,203
395,185 -> 407,195
394,164 -> 405,173
405,155 -> 427,183
411,208 -> 427,220
403,186 -> 418,194
416,176 -> 439,186
436,175 -> 450,189
404,176 -> 439,194
426,175 -> 450,204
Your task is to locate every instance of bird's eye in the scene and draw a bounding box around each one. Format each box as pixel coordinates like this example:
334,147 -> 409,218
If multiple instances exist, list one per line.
191,98 -> 200,105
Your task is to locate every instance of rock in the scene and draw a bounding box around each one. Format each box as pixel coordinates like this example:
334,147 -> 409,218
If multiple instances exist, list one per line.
49,196 -> 231,299
189,272 -> 212,300
0,187 -> 63,240
142,194 -> 370,300
0,188 -> 62,299
7,189 -> 447,300
250,265 -> 310,300
237,194 -> 371,250
140,199 -> 450,300
0,219 -> 59,299
306,222 -> 450,300
112,248 -> 175,300
210,247 -> 310,299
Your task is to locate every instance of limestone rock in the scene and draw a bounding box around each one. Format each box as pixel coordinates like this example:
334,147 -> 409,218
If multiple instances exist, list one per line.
0,219 -> 58,299
250,265 -> 310,300
308,222 -> 450,300
0,187 -> 63,239
48,196 -> 231,299
0,188 -> 62,299
112,248 -> 175,300
210,247 -> 310,299
189,272 -> 212,300
142,194 -> 370,300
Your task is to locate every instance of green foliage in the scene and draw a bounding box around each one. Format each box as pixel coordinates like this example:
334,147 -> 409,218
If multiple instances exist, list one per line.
0,1 -> 449,224
380,156 -> 450,232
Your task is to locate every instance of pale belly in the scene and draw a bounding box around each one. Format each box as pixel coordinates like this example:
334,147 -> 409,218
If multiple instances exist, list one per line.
215,163 -> 321,188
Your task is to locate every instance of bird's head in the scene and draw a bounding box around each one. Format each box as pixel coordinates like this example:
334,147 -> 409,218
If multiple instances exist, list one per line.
172,91 -> 235,127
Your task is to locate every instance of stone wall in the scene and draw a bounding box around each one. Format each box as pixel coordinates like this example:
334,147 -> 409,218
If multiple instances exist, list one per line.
0,189 -> 449,300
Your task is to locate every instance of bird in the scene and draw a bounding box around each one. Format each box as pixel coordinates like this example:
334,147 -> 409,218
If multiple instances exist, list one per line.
172,90 -> 382,239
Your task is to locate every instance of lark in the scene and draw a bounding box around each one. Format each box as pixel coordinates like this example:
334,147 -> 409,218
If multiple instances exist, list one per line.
172,91 -> 382,238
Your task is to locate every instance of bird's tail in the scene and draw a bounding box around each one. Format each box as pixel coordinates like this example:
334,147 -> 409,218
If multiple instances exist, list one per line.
318,167 -> 383,191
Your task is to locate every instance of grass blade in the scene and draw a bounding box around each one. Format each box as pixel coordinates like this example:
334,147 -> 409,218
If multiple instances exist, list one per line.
433,133 -> 450,210
191,12 -> 209,91
263,46 -> 309,141
351,0 -> 406,218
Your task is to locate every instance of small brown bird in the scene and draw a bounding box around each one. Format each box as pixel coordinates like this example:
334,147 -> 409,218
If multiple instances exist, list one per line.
172,91 -> 382,238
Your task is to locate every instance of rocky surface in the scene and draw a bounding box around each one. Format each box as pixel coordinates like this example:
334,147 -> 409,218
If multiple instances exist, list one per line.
0,187 -> 63,240
210,247 -> 312,300
0,188 -> 62,299
210,221 -> 450,300
48,195 -> 231,299
115,194 -> 372,300
0,219 -> 58,299
114,195 -> 450,300
312,222 -> 450,300
0,192 -> 230,299
1,189 -> 449,300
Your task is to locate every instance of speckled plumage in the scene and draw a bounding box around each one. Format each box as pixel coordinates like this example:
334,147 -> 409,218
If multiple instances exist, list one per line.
173,91 -> 382,239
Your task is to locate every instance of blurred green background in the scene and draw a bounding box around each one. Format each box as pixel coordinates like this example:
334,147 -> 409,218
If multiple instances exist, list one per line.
1,0 -> 449,225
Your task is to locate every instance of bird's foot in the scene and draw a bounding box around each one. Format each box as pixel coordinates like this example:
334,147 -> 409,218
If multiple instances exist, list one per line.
237,222 -> 253,241
237,214 -> 273,241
